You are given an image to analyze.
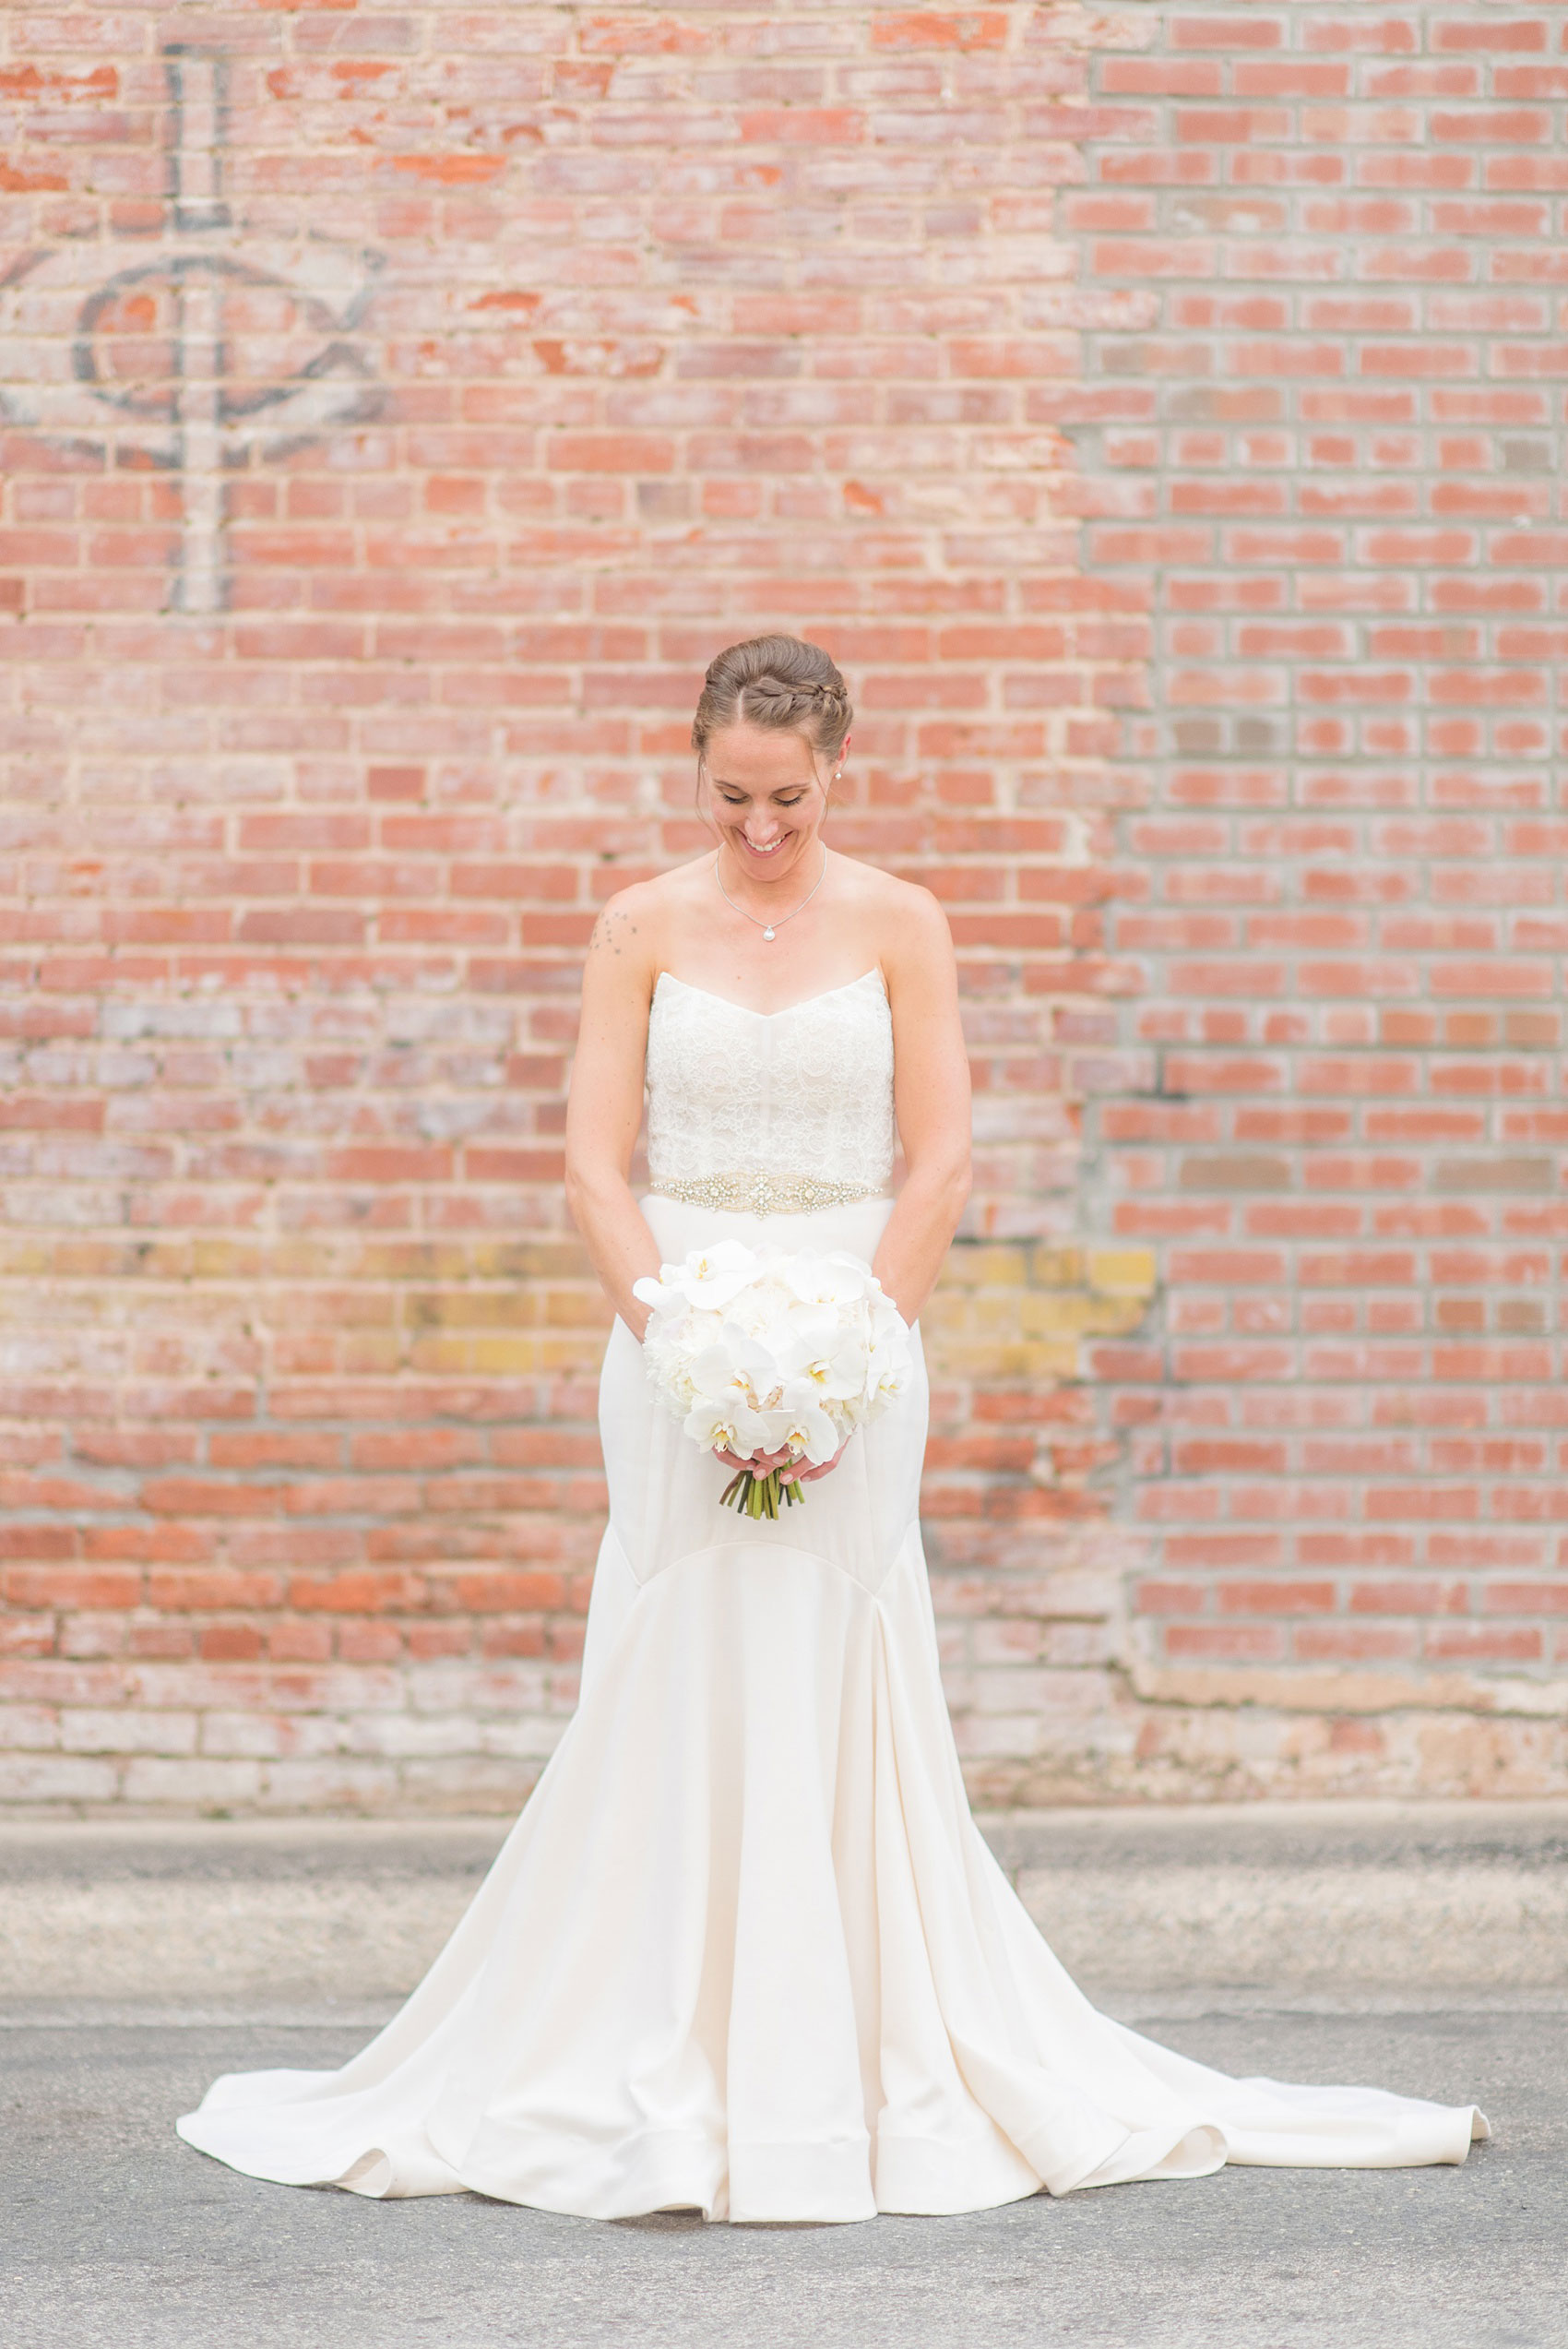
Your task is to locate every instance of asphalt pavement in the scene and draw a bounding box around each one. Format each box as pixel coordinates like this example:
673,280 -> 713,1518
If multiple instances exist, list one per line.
3,2002 -> 1562,2349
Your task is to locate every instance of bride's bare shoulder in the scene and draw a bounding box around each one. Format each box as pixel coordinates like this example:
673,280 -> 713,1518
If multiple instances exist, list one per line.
832,853 -> 955,978
585,858 -> 709,989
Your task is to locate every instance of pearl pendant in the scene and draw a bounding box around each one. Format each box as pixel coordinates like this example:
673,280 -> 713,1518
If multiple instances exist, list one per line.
763,926 -> 775,941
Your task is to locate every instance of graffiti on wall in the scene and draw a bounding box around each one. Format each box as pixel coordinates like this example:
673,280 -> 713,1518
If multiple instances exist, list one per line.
0,46 -> 384,614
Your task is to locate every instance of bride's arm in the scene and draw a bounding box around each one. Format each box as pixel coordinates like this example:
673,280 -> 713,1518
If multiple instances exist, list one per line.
875,891 -> 972,1326
564,894 -> 662,1341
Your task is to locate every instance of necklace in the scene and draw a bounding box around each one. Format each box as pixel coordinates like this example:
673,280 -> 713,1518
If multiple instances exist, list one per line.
713,845 -> 827,942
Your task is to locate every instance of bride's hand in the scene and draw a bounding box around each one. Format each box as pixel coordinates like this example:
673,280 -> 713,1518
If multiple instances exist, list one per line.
714,1440 -> 849,1485
781,1441 -> 848,1486
714,1441 -> 790,1476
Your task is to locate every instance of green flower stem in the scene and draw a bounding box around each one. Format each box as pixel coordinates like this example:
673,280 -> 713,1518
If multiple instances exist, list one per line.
718,1465 -> 805,1517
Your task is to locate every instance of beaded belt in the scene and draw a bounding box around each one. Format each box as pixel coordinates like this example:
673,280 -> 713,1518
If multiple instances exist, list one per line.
650,1170 -> 883,1215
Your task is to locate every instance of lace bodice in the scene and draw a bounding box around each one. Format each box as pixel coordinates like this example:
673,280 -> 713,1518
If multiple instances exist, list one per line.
645,970 -> 896,1202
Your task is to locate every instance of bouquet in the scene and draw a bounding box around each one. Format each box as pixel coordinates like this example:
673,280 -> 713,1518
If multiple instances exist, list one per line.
633,1241 -> 914,1520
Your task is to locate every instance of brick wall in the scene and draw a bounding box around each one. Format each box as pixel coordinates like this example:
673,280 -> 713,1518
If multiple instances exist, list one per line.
1,0 -> 1563,1814
1079,0 -> 1568,1800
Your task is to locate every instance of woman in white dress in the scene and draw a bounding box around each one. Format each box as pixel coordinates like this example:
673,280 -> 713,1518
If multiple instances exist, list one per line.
178,634 -> 1487,2222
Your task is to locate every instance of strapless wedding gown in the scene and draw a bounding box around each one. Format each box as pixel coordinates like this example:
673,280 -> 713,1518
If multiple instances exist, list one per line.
178,970 -> 1487,2221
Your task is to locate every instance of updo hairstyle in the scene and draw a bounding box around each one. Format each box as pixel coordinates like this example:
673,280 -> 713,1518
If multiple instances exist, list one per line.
691,634 -> 853,769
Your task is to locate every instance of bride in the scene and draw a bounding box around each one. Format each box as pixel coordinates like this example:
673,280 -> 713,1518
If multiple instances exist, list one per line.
178,634 -> 1487,2221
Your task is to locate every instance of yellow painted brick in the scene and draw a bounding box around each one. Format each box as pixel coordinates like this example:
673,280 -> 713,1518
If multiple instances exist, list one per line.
930,1339 -> 1080,1381
921,1294 -> 1003,1336
57,1239 -> 191,1278
356,1243 -> 476,1281
976,1294 -> 1039,1336
1027,1246 -> 1087,1289
133,1241 -> 200,1279
1019,1293 -> 1147,1338
478,1242 -> 589,1281
406,1291 -> 540,1330
268,1242 -> 339,1281
1086,1247 -> 1158,1297
938,1245 -> 1031,1290
0,1242 -> 51,1274
543,1286 -> 611,1330
409,1335 -> 546,1375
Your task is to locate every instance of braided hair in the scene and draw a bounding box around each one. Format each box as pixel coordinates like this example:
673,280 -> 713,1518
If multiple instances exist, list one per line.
691,635 -> 852,766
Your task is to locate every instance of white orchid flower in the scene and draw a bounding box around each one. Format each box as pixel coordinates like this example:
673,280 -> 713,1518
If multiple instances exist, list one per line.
778,1320 -> 865,1404
785,1251 -> 874,1308
671,1240 -> 763,1312
867,1341 -> 910,1403
689,1332 -> 783,1414
682,1394 -> 770,1458
767,1382 -> 842,1465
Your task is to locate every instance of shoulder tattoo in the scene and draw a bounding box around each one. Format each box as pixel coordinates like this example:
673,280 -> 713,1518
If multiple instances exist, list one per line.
590,903 -> 639,960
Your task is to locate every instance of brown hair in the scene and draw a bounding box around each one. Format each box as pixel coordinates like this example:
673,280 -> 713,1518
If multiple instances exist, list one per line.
691,634 -> 853,767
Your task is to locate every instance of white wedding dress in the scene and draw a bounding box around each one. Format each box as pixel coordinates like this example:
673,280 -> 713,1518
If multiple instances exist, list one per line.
178,969 -> 1488,2221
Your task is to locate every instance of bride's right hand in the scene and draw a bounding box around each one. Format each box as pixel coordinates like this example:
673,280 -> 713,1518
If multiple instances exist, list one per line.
715,1440 -> 848,1485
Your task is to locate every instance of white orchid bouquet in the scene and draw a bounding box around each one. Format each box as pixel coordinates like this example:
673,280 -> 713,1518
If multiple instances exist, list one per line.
633,1240 -> 914,1520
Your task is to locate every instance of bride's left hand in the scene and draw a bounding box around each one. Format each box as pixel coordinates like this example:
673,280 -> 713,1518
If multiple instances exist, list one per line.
782,1445 -> 847,1485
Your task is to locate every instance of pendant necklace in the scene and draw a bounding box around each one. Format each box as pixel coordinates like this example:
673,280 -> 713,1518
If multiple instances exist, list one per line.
713,845 -> 827,942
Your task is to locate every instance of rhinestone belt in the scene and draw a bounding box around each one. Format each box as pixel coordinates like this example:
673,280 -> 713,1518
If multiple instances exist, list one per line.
650,1170 -> 884,1215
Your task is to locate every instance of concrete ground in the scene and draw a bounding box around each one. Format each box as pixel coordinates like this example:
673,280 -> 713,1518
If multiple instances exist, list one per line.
6,1802 -> 1568,2005
4,1806 -> 1564,2347
3,2000 -> 1562,2349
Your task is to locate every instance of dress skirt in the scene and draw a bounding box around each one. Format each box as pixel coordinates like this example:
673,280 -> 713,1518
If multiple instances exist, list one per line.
177,1197 -> 1487,2222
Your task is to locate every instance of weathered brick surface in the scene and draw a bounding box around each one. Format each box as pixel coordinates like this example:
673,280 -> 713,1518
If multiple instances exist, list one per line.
1074,0 -> 1568,1801
0,0 -> 1564,1811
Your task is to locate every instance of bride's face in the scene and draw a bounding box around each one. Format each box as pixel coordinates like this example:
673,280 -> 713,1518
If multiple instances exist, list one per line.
700,723 -> 836,886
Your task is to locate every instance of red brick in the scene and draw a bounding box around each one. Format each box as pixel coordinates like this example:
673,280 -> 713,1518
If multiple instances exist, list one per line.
1134,1581 -> 1209,1616
1425,1626 -> 1544,1663
199,1626 -> 266,1663
287,1574 -> 425,1616
1172,18 -> 1285,51
872,13 -> 1009,50
1294,1625 -> 1418,1662
5,1569 -> 142,1611
0,0 -> 1565,1812
1163,1624 -> 1287,1661
1218,1581 -> 1336,1616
